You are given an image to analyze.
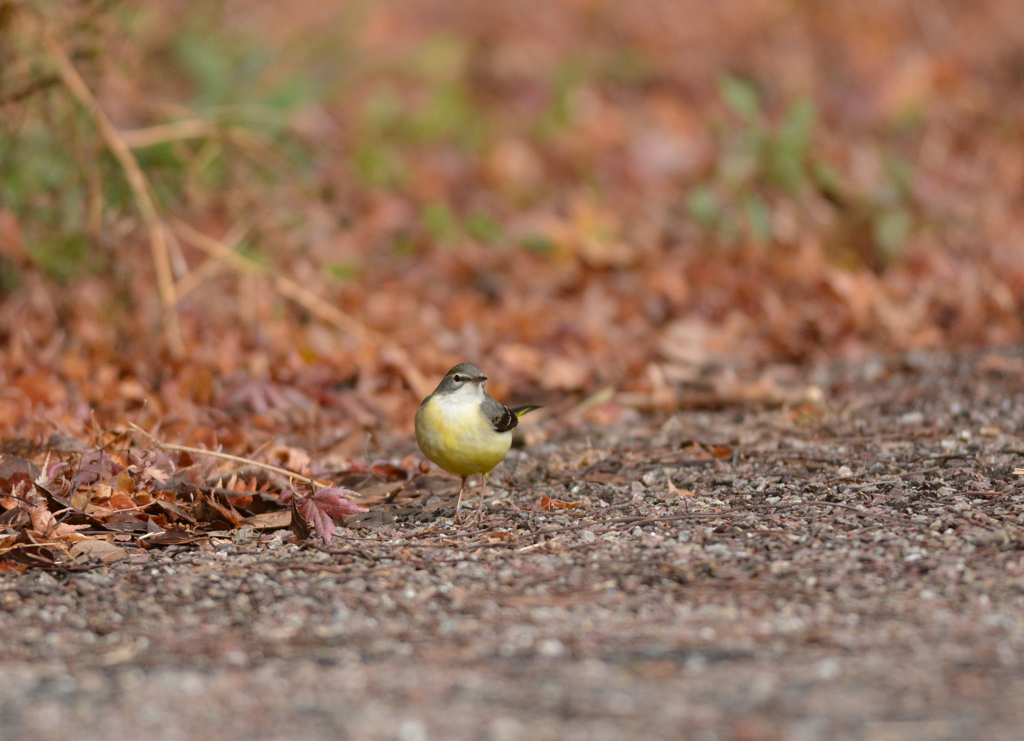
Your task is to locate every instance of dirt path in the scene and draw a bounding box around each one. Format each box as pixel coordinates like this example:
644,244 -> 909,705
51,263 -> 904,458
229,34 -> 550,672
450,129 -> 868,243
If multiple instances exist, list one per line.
2,351 -> 1023,740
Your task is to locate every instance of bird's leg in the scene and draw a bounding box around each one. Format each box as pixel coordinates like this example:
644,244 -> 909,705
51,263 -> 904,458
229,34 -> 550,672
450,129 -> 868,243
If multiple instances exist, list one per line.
475,473 -> 490,524
453,476 -> 469,522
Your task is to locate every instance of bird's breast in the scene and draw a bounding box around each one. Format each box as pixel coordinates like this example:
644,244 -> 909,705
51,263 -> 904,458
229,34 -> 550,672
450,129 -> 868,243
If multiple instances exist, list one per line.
415,394 -> 512,478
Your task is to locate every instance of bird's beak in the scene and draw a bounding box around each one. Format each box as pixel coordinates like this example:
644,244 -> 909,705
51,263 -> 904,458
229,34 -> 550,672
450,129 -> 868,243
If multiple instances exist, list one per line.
475,376 -> 487,383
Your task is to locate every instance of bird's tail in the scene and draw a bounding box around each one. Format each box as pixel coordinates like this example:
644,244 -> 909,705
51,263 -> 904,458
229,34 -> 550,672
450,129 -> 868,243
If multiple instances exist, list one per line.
511,405 -> 542,418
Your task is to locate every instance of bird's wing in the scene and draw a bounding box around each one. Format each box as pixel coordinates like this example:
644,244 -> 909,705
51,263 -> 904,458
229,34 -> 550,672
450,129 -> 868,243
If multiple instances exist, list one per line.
482,395 -> 518,433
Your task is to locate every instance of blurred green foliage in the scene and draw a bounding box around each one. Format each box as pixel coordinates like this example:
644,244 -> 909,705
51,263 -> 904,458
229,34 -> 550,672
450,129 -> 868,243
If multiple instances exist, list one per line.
0,256 -> 19,294
0,1 -> 922,296
465,209 -> 502,245
688,76 -> 818,244
422,201 -> 460,246
325,260 -> 361,283
420,201 -> 502,248
0,99 -> 110,281
689,76 -> 916,266
0,2 -> 324,285
533,59 -> 589,141
171,18 -> 320,117
28,232 -> 96,282
519,233 -> 555,257
352,33 -> 489,193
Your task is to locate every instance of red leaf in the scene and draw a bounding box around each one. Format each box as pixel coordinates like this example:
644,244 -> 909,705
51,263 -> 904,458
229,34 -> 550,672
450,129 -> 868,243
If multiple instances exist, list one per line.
0,454 -> 42,496
293,487 -> 367,544
296,497 -> 334,543
312,487 -> 367,518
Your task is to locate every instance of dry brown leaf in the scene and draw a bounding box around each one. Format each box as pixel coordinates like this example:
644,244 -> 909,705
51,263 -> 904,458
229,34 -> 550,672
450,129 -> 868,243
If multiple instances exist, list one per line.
69,538 -> 129,563
268,446 -> 312,476
495,344 -> 545,377
540,357 -> 590,391
240,510 -> 291,530
536,496 -> 583,511
28,505 -> 55,534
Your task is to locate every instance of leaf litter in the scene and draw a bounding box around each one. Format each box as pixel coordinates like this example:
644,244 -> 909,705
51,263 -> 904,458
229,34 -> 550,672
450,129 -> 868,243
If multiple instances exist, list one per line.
1,351 -> 1023,738
1,0 -> 1024,737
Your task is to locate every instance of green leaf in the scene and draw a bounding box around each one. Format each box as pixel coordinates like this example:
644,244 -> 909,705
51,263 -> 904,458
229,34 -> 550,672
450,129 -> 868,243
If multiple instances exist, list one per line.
422,201 -> 460,245
520,233 -> 554,257
719,76 -> 762,123
265,77 -> 316,111
687,186 -> 721,227
465,209 -> 502,245
767,99 -> 815,194
236,242 -> 267,269
873,208 -> 912,262
884,155 -> 915,198
601,46 -> 652,84
769,146 -> 805,195
393,232 -> 416,257
0,256 -> 20,295
742,194 -> 773,241
811,163 -> 844,200
414,34 -> 469,84
325,260 -> 361,283
719,145 -> 759,189
362,86 -> 406,135
534,58 -> 588,139
778,98 -> 815,155
352,145 -> 405,189
409,85 -> 483,147
173,30 -> 234,105
27,233 -> 93,282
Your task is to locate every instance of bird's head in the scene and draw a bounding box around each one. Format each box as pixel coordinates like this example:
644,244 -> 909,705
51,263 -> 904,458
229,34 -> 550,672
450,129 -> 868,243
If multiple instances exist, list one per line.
434,363 -> 487,397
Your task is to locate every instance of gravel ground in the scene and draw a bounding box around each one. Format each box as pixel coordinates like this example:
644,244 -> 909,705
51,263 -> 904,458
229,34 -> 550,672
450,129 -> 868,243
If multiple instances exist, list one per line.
2,351 -> 1024,741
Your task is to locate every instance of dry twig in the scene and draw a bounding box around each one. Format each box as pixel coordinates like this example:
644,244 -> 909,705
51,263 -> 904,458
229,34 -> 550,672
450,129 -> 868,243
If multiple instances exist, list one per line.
170,219 -> 434,398
128,423 -> 331,488
41,29 -> 184,357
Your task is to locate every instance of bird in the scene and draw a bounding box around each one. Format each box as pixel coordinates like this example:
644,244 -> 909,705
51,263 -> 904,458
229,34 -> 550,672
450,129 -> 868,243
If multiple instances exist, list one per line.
415,363 -> 541,521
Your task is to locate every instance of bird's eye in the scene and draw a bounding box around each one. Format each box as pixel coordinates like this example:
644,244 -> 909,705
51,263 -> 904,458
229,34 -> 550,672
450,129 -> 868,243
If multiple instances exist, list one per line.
453,374 -> 463,382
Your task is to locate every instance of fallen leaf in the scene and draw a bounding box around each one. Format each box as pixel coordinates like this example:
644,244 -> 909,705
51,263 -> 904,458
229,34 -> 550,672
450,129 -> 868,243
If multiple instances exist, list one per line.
0,454 -> 42,496
681,442 -> 712,459
482,530 -> 519,544
536,496 -> 583,511
495,343 -> 545,377
69,538 -> 129,563
29,504 -> 55,534
240,510 -> 291,530
290,495 -> 311,541
269,445 -> 312,476
141,529 -> 205,547
370,461 -> 412,480
198,494 -> 243,526
540,357 -> 591,391
289,486 -> 368,543
107,491 -> 138,510
0,559 -> 28,574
